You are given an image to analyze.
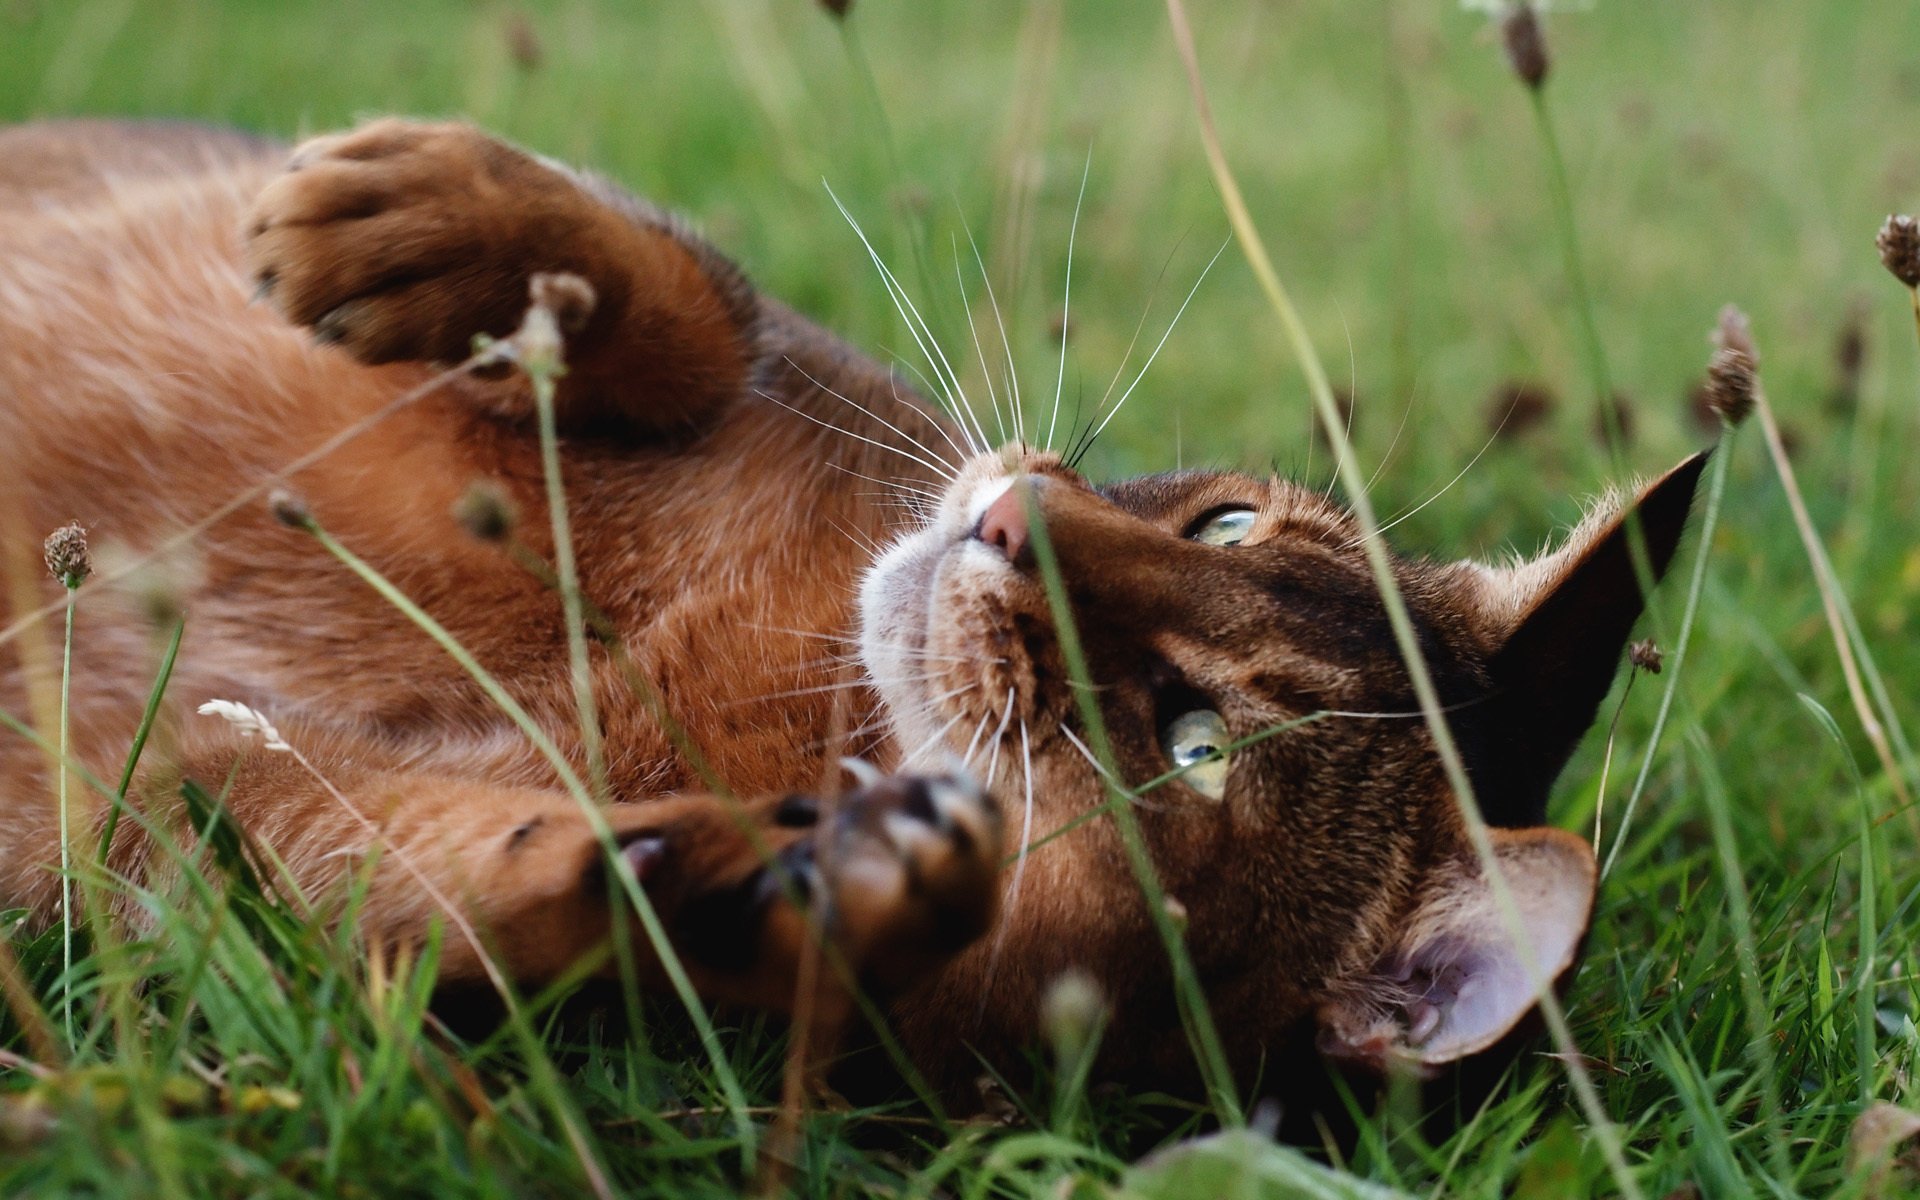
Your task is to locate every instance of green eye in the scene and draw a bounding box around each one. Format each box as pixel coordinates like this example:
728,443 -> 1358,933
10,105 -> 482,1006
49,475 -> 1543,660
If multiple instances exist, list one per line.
1162,709 -> 1231,799
1191,509 -> 1256,546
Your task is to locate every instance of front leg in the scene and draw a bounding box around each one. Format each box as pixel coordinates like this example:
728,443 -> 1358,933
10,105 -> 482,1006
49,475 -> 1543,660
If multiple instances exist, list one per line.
245,119 -> 759,433
119,743 -> 1002,1026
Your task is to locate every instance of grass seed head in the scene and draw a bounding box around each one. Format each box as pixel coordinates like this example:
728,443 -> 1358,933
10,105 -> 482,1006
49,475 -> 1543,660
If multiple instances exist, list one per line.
269,489 -> 313,529
1629,638 -> 1664,674
1502,3 -> 1550,90
455,481 -> 518,543
1876,214 -> 1920,288
1488,379 -> 1556,438
1041,968 -> 1106,1063
43,523 -> 90,588
1702,305 -> 1758,427
502,11 -> 542,70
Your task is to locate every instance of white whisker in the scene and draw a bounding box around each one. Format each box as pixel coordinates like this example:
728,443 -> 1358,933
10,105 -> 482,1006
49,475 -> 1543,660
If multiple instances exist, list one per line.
753,388 -> 958,481
1078,236 -> 1229,457
784,356 -> 962,479
825,183 -> 992,455
954,238 -> 1012,447
960,215 -> 1025,447
1048,154 -> 1092,452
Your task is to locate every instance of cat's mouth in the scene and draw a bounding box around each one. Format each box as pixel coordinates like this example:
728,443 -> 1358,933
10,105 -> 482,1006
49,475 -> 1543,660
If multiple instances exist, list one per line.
858,447 -> 1072,773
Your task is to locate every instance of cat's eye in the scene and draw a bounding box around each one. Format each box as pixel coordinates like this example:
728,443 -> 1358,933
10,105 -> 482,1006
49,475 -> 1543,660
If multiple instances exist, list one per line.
1189,508 -> 1257,547
1162,709 -> 1231,799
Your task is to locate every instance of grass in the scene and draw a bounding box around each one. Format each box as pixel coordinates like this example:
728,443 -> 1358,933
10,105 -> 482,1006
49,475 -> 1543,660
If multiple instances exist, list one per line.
4,0 -> 1920,1195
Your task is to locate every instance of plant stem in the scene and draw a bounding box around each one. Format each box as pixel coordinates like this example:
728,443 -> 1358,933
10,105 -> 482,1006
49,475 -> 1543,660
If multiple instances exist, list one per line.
1023,483 -> 1243,1125
297,516 -> 756,1162
523,336 -> 609,800
1602,430 -> 1734,879
57,584 -> 77,1045
1529,90 -> 1617,462
1164,4 -> 1641,1194
1751,382 -> 1916,826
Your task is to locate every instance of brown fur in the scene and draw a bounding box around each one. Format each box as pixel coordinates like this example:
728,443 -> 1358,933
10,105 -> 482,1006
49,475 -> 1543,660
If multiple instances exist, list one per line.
0,119 -> 1702,1098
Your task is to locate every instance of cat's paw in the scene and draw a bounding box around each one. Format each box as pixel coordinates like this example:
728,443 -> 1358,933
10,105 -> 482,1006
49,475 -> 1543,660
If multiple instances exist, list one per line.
244,119 -> 593,365
813,769 -> 1004,988
725,770 -> 1003,1001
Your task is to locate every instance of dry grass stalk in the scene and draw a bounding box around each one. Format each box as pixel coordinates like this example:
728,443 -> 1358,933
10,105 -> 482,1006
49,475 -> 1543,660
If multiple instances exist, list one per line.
1733,308 -> 1917,825
1162,1 -> 1640,1192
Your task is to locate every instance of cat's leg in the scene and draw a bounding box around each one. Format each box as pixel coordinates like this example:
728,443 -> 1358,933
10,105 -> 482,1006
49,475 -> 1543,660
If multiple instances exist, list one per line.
243,119 -> 758,433
115,744 -> 1000,1012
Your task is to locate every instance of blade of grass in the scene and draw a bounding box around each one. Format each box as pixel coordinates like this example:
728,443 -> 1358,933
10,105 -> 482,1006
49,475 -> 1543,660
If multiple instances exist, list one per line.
1751,370 -> 1916,827
100,618 -> 183,862
286,507 -> 755,1167
1601,425 -> 1734,878
1022,481 -> 1241,1124
1161,4 -> 1641,1193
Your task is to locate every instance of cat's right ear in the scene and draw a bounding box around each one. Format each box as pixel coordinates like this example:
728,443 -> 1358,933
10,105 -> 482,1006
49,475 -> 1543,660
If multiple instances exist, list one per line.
1459,452 -> 1707,826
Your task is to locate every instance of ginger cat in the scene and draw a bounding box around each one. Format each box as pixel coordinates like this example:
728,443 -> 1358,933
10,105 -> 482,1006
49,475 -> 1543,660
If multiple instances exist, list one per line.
0,118 -> 1702,1098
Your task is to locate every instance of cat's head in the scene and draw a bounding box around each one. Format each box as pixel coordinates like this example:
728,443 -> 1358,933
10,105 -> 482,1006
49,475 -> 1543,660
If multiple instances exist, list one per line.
858,445 -> 1704,1086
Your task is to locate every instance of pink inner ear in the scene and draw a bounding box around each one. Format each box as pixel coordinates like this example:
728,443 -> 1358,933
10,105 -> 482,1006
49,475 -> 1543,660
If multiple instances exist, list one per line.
1316,828 -> 1597,1074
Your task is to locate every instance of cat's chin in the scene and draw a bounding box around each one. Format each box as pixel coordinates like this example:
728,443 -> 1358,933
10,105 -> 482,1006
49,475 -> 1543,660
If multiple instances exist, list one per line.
857,450 -> 1034,766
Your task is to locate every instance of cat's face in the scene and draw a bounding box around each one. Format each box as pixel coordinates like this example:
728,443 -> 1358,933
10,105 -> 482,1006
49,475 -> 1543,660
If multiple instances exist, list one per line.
860,446 -> 1703,1083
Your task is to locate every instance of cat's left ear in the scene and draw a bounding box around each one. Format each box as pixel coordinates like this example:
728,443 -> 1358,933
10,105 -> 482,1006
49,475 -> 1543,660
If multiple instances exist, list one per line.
1462,451 -> 1708,826
1314,826 -> 1596,1076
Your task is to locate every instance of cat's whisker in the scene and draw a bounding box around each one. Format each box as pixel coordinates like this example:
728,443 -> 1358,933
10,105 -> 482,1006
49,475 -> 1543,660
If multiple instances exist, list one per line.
1058,724 -> 1162,811
1361,375 -> 1422,496
1046,155 -> 1091,453
953,237 -> 1013,448
973,714 -> 1037,1013
886,372 -> 978,469
889,354 -> 985,457
783,356 -> 963,480
1086,245 -> 1171,445
901,707 -> 973,767
753,388 -> 959,482
981,687 -> 1017,791
959,710 -> 995,768
958,213 -> 1025,448
824,183 -> 993,457
827,462 -> 945,504
720,674 -> 897,708
1347,418 -> 1510,549
1069,236 -> 1229,470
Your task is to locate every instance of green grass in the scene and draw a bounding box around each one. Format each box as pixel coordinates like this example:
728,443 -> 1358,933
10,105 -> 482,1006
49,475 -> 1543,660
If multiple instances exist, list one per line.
5,0 -> 1920,1195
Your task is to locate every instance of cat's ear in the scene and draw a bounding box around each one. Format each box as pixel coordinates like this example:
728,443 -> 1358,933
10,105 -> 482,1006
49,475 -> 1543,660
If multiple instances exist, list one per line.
1315,826 -> 1596,1076
1463,452 -> 1708,825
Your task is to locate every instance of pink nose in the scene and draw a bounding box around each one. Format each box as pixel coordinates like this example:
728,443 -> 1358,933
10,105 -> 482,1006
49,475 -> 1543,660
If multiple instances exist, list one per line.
975,481 -> 1035,564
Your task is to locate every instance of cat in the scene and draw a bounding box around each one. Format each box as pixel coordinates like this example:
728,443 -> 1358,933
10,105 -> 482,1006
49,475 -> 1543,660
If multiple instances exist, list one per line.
0,117 -> 1701,1098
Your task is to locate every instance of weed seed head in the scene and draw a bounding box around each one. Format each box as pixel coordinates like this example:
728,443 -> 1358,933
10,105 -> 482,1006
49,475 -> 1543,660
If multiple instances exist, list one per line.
1628,638 -> 1664,674
1488,379 -> 1556,439
1502,3 -> 1550,90
43,523 -> 90,588
455,481 -> 518,543
1041,968 -> 1106,1063
269,489 -> 313,530
818,0 -> 852,18
1702,305 -> 1757,427
1877,215 -> 1920,288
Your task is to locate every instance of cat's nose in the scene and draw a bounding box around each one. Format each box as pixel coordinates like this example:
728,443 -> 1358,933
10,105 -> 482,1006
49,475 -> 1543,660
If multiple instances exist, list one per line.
974,482 -> 1034,566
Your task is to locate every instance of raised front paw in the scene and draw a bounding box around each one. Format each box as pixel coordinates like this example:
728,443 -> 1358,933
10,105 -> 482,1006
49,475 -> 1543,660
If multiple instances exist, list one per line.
245,119 -> 596,365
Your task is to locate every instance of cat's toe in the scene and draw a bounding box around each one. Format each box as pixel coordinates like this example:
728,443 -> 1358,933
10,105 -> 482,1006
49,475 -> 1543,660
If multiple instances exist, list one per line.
821,770 -> 1003,990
